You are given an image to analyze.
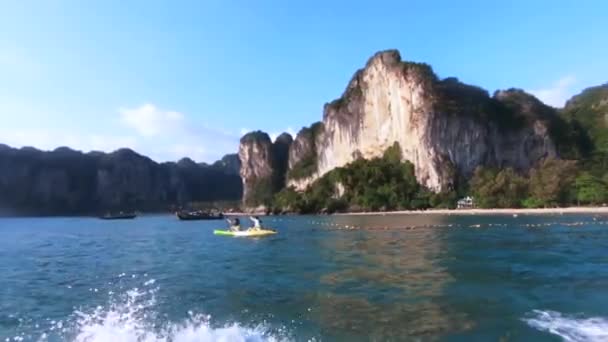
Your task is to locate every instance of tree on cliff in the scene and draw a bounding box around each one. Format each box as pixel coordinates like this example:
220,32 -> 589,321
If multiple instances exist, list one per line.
575,172 -> 607,205
335,143 -> 419,211
470,167 -> 528,208
526,158 -> 578,208
273,143 -> 430,213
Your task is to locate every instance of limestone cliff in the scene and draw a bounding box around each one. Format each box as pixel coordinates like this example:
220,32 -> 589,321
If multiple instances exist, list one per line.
287,122 -> 323,189
287,50 -> 559,191
239,131 -> 292,206
272,133 -> 294,191
0,145 -> 242,215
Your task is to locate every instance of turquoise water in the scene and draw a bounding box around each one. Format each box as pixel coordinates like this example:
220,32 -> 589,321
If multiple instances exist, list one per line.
1,214 -> 608,341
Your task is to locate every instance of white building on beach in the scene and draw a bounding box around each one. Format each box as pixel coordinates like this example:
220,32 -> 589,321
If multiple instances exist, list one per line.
457,196 -> 475,209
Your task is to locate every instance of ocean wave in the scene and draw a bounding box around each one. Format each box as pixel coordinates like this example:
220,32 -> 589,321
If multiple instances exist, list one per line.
524,310 -> 608,342
70,317 -> 279,342
18,278 -> 290,342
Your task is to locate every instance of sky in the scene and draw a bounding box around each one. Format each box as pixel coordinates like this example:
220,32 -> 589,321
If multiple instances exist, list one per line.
0,0 -> 607,162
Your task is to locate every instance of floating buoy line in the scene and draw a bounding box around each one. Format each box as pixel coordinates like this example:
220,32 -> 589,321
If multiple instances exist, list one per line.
262,217 -> 608,231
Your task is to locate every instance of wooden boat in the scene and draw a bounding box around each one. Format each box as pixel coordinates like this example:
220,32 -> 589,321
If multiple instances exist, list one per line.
176,210 -> 224,221
99,212 -> 137,220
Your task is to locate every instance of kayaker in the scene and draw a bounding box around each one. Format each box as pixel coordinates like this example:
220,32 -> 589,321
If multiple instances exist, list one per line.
226,217 -> 240,231
249,216 -> 262,231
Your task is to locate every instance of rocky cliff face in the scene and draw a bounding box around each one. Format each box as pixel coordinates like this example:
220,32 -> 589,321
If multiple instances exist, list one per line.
0,145 -> 242,215
238,131 -> 292,206
286,123 -> 323,190
288,123 -> 322,170
272,133 -> 293,191
239,132 -> 275,206
287,50 -> 559,191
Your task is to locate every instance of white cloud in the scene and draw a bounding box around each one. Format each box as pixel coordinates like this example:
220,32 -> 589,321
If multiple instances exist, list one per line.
529,76 -> 576,108
119,104 -> 184,137
119,103 -> 239,162
0,104 -> 240,163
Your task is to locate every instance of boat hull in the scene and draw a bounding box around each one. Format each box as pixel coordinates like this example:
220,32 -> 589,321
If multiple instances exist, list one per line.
176,212 -> 224,220
99,214 -> 137,220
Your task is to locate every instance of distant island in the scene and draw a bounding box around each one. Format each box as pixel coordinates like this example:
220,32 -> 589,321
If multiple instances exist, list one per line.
1,49 -> 607,216
0,146 -> 242,216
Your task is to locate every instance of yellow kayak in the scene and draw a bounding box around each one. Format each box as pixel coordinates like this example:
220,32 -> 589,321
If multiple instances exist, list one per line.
213,229 -> 277,237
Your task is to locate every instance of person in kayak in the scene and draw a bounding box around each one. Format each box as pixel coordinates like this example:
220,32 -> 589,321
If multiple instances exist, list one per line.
226,217 -> 240,231
249,216 -> 262,231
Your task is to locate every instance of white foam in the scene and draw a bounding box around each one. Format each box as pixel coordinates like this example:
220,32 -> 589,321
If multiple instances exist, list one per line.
524,310 -> 608,342
30,282 -> 288,342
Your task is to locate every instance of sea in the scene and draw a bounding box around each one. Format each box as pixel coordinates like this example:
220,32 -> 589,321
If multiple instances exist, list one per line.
1,213 -> 608,341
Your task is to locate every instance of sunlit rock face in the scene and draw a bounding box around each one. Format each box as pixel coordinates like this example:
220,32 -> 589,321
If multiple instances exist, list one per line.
287,50 -> 556,191
239,131 -> 292,206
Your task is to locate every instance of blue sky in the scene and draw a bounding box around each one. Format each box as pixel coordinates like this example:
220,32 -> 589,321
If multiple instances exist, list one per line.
0,0 -> 607,162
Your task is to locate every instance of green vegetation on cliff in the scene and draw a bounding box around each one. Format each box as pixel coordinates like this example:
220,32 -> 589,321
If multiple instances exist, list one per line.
243,177 -> 275,207
273,143 -> 456,213
436,78 -> 514,127
287,122 -> 323,180
277,152 -> 608,213
287,156 -> 317,180
563,84 -> 608,152
433,80 -> 590,159
561,84 -> 608,173
469,167 -> 528,208
575,172 -> 608,205
470,158 -> 608,208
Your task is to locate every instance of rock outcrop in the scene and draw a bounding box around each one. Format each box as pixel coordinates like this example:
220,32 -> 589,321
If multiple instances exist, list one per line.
239,131 -> 292,206
212,153 -> 241,175
0,145 -> 242,215
272,133 -> 294,191
286,50 -> 560,191
562,83 -> 608,153
239,132 -> 275,206
286,122 -> 323,189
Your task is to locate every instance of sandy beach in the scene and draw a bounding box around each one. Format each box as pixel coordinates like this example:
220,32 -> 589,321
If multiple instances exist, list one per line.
335,207 -> 608,216
227,207 -> 608,216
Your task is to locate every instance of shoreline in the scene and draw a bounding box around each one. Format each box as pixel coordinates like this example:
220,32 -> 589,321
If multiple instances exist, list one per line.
334,207 -> 608,216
